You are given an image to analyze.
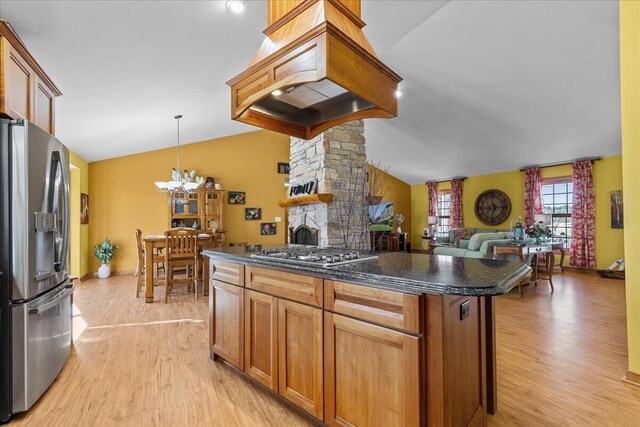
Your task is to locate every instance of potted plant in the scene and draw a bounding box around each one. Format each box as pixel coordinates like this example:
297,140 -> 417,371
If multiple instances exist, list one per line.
526,222 -> 552,244
94,239 -> 117,279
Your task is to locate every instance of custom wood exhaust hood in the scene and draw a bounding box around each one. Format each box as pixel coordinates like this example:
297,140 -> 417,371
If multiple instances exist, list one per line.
226,0 -> 402,139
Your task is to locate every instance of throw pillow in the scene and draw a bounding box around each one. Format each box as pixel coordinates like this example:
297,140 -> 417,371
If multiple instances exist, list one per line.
454,228 -> 473,241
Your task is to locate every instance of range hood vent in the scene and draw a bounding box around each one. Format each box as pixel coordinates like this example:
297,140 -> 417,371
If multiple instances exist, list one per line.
227,0 -> 402,139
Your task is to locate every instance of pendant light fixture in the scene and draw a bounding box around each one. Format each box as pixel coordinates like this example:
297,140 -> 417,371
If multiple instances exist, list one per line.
155,115 -> 199,193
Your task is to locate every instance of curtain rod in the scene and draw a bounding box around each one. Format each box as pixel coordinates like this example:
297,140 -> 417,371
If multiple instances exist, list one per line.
424,176 -> 467,185
520,156 -> 602,172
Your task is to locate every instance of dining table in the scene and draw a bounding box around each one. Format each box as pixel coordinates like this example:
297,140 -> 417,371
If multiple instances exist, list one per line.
143,233 -> 214,303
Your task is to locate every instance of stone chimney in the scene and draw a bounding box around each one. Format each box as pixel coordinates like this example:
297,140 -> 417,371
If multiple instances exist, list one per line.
288,120 -> 369,248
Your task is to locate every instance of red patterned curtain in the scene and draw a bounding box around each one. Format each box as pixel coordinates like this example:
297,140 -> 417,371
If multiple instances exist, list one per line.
524,167 -> 543,225
450,179 -> 464,228
427,182 -> 438,216
570,160 -> 596,268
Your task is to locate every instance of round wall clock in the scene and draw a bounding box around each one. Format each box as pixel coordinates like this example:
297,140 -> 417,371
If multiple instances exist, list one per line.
474,189 -> 512,226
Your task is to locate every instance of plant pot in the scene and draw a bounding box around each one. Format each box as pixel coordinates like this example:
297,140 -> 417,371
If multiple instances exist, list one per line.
367,195 -> 383,205
97,263 -> 111,279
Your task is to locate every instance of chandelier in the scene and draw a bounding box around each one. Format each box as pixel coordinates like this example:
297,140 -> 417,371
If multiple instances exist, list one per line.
155,114 -> 200,193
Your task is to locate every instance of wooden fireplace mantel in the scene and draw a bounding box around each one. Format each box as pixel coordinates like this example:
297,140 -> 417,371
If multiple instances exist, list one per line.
278,193 -> 333,208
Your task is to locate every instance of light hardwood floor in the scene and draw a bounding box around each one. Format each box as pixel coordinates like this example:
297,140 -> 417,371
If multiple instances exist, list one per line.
8,271 -> 640,426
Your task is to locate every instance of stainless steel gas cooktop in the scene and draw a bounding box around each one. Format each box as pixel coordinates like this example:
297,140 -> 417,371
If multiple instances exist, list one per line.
251,246 -> 378,268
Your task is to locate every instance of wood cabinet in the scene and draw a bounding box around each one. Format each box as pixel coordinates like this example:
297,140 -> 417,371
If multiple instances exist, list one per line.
0,21 -> 61,134
169,189 -> 225,241
278,299 -> 323,419
209,280 -> 244,369
207,258 -> 490,427
324,312 -> 420,427
244,289 -> 278,391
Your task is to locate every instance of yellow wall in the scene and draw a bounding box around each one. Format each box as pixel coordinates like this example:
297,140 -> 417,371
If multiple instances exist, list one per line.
375,166 -> 412,239
410,156 -> 624,269
620,0 -> 640,376
88,130 -> 291,273
69,150 -> 90,279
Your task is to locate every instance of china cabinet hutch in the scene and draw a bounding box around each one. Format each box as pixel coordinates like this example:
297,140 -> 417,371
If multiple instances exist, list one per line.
169,189 -> 226,243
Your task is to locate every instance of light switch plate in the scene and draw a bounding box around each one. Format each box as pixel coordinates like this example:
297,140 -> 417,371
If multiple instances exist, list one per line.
275,217 -> 282,222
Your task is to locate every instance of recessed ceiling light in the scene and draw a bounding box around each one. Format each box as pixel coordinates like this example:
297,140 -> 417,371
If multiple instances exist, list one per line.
225,0 -> 246,13
272,89 -> 283,96
395,89 -> 402,98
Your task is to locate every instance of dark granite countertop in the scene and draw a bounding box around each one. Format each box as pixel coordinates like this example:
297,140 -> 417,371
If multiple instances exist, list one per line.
202,245 -> 531,296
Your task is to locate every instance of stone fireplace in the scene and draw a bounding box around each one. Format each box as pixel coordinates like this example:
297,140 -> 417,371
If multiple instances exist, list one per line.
287,120 -> 368,249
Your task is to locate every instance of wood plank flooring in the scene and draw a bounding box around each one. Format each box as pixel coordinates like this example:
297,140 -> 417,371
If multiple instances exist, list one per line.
8,271 -> 640,426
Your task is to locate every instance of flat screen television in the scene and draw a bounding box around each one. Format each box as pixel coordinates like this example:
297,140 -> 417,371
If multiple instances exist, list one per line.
368,202 -> 394,232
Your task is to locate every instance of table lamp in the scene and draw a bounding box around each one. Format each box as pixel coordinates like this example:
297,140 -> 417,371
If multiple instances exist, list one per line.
427,216 -> 438,237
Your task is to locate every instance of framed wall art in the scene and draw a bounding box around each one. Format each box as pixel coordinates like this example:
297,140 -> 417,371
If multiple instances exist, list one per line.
228,191 -> 246,205
261,223 -> 277,235
245,208 -> 262,220
80,193 -> 89,224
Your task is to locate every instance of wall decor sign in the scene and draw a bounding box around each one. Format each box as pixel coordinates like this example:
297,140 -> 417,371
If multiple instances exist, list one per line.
611,190 -> 623,229
289,178 -> 317,197
245,208 -> 262,220
261,223 -> 277,235
228,191 -> 246,205
80,193 -> 89,224
278,162 -> 290,174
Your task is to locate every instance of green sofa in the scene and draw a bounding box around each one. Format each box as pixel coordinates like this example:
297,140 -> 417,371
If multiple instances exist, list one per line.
433,227 -> 534,259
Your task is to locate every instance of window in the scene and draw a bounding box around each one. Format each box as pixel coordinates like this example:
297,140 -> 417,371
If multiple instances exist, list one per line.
542,179 -> 573,247
437,191 -> 451,236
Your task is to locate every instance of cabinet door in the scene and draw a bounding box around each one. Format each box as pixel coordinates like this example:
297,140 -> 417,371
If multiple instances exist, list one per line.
34,77 -> 55,134
324,313 -> 420,427
209,280 -> 244,369
245,290 -> 278,391
278,299 -> 323,419
1,38 -> 34,121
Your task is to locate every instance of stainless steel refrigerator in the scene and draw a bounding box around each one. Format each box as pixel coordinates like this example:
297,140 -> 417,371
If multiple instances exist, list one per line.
0,119 -> 74,423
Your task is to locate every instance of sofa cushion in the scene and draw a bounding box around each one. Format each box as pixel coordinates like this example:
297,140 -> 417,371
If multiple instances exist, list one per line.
433,247 -> 469,257
458,239 -> 470,249
468,232 -> 506,251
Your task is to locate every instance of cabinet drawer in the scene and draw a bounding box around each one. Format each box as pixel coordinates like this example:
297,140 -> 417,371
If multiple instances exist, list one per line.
245,266 -> 323,307
210,260 -> 245,286
524,245 -> 552,254
325,280 -> 421,334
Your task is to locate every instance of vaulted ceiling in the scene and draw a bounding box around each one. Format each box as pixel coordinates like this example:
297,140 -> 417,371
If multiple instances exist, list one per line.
0,0 -> 621,184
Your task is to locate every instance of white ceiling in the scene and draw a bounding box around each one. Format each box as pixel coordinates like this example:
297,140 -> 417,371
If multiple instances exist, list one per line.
0,0 -> 621,184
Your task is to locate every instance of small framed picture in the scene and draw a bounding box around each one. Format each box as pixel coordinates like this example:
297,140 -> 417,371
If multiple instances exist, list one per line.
80,193 -> 89,224
204,177 -> 215,189
261,223 -> 277,235
228,191 -> 246,205
245,208 -> 262,220
277,162 -> 290,174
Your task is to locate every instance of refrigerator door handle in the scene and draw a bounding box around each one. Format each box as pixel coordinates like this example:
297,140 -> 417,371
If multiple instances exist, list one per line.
27,284 -> 74,315
49,150 -> 69,275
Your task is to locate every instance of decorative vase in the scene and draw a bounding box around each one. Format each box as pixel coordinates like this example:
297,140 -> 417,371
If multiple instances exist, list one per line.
397,226 -> 402,233
98,263 -> 111,279
367,195 -> 383,205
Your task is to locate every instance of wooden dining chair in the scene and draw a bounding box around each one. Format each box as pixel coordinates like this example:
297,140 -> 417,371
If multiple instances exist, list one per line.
164,227 -> 199,303
135,229 -> 164,298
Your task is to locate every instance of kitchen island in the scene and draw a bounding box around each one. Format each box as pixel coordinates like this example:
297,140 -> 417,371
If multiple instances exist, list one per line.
203,245 -> 530,427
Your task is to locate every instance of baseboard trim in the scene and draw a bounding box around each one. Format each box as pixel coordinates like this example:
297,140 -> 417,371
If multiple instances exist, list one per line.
623,370 -> 640,387
82,270 -> 135,280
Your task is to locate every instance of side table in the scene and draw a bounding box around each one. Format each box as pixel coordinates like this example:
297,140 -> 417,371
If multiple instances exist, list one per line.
493,243 -> 554,297
421,236 -> 445,254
